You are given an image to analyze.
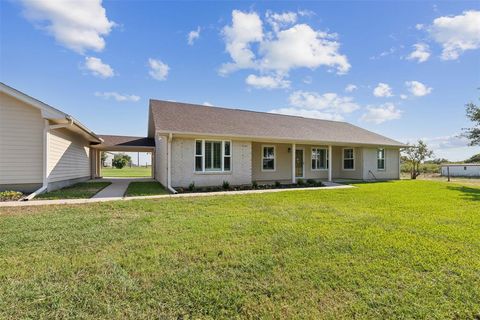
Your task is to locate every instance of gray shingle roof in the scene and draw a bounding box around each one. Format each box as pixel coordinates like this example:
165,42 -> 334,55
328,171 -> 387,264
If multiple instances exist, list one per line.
149,100 -> 405,147
98,135 -> 155,147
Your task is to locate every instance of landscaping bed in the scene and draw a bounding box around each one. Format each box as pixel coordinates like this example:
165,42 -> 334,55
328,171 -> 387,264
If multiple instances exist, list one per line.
175,179 -> 324,193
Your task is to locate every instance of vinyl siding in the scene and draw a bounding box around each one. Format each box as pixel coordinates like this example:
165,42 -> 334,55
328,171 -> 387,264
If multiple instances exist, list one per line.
170,137 -> 252,188
362,148 -> 400,180
0,92 -> 44,184
47,128 -> 91,182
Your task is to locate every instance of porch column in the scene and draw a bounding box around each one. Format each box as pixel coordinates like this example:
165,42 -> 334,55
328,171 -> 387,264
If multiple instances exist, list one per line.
291,143 -> 296,183
328,145 -> 332,182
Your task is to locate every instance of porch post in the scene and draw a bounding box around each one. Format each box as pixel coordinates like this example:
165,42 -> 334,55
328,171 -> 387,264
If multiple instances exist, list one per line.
292,143 -> 296,183
328,145 -> 332,182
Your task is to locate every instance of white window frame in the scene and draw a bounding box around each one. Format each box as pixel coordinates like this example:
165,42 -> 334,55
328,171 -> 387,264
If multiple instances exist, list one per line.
377,148 -> 386,171
261,145 -> 276,172
311,147 -> 328,171
342,147 -> 355,171
194,139 -> 232,173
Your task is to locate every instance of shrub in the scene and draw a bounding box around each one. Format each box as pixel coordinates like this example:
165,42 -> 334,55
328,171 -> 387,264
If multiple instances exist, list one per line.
297,179 -> 305,186
222,181 -> 230,190
306,179 -> 316,185
274,181 -> 281,188
112,153 -> 131,169
188,182 -> 196,192
252,181 -> 258,189
0,190 -> 23,202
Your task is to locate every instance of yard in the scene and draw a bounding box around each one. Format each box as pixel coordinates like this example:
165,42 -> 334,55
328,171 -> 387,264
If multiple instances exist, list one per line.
0,180 -> 479,319
101,166 -> 151,177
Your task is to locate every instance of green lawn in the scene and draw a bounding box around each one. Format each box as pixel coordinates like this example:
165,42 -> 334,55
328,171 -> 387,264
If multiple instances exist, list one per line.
35,181 -> 111,200
0,180 -> 479,319
101,166 -> 151,177
125,181 -> 168,197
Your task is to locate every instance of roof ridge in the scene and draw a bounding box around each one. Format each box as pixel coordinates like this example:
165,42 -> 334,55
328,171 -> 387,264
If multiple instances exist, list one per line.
149,98 -> 349,124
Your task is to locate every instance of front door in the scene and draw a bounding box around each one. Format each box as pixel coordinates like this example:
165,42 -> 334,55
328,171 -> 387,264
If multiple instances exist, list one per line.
295,149 -> 304,178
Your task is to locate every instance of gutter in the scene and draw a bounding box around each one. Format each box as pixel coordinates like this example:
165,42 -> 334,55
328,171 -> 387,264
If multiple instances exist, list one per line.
166,133 -> 177,194
23,118 -> 75,201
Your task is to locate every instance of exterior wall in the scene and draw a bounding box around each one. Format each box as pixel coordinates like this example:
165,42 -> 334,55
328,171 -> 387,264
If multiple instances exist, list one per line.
154,134 -> 168,186
252,142 -> 292,182
0,92 -> 44,185
441,165 -> 480,177
170,137 -> 252,187
331,146 -> 363,180
47,128 -> 91,186
362,147 -> 400,180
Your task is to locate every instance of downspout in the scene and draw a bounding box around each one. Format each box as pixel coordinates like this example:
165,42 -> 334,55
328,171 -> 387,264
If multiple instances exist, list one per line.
166,133 -> 177,194
23,117 -> 74,200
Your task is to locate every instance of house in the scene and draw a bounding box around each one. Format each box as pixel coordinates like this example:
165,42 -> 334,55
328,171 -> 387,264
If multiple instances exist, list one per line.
0,83 -> 101,197
147,100 -> 405,192
1,83 -> 405,196
441,164 -> 480,177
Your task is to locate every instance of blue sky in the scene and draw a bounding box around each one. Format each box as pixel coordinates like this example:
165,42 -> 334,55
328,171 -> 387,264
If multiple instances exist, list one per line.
1,1 -> 479,161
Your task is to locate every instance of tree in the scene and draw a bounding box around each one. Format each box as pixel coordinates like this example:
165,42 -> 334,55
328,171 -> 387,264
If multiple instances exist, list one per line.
463,99 -> 480,146
465,153 -> 480,163
101,152 -> 107,167
112,153 -> 131,169
402,140 -> 434,179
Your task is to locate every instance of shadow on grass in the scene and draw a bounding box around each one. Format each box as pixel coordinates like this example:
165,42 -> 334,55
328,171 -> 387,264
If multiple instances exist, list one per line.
447,185 -> 480,201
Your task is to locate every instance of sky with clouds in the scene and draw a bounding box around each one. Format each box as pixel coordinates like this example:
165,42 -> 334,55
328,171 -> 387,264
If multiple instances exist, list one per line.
1,1 -> 479,161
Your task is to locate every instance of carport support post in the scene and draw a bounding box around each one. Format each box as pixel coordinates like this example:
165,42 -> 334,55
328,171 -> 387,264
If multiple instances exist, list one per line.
328,145 -> 332,182
292,143 -> 296,184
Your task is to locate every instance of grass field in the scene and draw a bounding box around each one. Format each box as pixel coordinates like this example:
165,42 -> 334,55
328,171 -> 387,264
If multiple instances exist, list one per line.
125,181 -> 168,197
35,182 -> 111,200
101,166 -> 151,177
1,180 -> 479,318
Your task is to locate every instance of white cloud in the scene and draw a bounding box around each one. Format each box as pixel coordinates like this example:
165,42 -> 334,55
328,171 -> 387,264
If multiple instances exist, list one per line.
415,23 -> 425,30
424,135 -> 470,149
345,84 -> 357,92
84,56 -> 114,78
373,83 -> 393,97
148,58 -> 169,81
269,107 -> 343,121
360,103 -> 402,124
265,10 -> 297,32
428,10 -> 480,60
203,102 -> 213,106
245,74 -> 290,89
94,92 -> 140,102
187,27 -> 201,45
400,94 -> 408,100
220,10 -> 263,74
370,47 -> 396,60
407,43 -> 431,63
405,80 -> 432,96
20,0 -> 115,54
220,10 -> 350,77
269,90 -> 360,121
303,76 -> 312,84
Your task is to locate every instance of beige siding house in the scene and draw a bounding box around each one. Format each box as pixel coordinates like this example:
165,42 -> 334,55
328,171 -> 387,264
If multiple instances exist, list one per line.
0,83 -> 101,195
1,83 -> 404,197
148,100 -> 404,191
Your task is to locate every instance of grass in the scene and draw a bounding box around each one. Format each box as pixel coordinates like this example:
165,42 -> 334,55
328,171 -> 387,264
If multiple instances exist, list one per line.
0,180 -> 479,319
101,166 -> 151,178
35,181 -> 111,200
125,181 -> 168,197
402,173 -> 480,188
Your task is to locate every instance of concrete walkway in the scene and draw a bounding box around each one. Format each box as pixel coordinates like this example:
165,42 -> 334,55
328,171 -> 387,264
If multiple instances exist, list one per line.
0,182 -> 354,208
91,177 -> 154,199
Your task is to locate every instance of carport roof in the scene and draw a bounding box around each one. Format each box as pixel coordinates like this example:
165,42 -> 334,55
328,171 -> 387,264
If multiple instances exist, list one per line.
97,135 -> 155,148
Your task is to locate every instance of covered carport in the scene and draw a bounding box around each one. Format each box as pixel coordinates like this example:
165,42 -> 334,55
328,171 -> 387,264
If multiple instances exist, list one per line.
90,135 -> 155,179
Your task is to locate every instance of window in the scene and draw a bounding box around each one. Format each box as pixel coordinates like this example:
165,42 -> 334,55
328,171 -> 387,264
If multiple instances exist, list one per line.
377,148 -> 385,170
224,141 -> 231,171
262,146 -> 275,171
343,148 -> 355,170
312,148 -> 328,170
195,140 -> 231,172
